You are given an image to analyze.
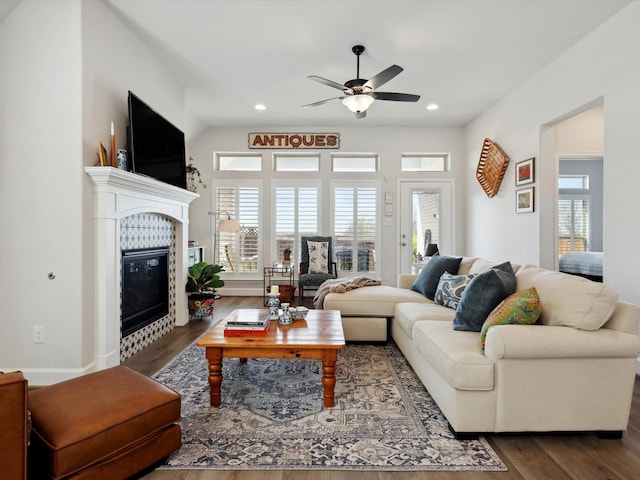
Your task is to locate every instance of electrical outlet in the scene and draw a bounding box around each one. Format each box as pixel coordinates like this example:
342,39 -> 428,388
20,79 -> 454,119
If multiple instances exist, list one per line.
34,326 -> 45,343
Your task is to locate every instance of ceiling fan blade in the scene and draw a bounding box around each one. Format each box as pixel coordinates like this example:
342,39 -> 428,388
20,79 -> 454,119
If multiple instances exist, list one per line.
355,110 -> 367,119
308,75 -> 351,93
363,65 -> 403,90
301,97 -> 344,108
372,92 -> 420,102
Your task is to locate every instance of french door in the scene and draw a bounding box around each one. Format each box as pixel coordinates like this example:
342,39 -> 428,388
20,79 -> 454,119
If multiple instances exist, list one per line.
399,181 -> 454,274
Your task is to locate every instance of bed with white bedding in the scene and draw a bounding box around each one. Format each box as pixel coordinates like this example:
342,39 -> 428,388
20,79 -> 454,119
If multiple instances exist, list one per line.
559,251 -> 603,281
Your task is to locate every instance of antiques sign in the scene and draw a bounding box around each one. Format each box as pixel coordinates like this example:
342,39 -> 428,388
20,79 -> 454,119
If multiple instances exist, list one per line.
249,133 -> 339,149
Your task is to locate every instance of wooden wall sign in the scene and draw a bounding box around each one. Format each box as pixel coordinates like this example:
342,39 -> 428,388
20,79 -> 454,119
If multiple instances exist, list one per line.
249,133 -> 339,149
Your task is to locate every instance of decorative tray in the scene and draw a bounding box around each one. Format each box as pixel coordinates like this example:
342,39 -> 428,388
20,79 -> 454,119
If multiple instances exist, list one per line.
476,138 -> 509,198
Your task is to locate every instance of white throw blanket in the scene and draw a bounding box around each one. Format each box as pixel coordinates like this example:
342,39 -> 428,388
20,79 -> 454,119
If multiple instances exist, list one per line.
313,276 -> 382,309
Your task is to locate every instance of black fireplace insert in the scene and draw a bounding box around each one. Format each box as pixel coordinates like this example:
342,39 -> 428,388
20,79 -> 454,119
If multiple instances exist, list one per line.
121,247 -> 169,337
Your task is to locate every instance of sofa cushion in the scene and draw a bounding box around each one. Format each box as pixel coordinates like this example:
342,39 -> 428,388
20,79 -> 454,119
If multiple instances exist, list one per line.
515,265 -> 618,330
307,241 -> 329,273
467,258 -> 521,275
413,321 -> 494,390
456,257 -> 479,275
394,302 -> 456,338
453,261 -> 517,332
434,272 -> 476,309
411,255 -> 462,300
480,287 -> 541,347
324,285 -> 431,317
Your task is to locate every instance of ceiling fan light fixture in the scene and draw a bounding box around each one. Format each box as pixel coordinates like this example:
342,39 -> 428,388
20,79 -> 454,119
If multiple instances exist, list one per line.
342,94 -> 374,113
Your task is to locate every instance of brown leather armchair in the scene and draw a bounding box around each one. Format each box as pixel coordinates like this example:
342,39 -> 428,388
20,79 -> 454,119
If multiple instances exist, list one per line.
0,371 -> 29,480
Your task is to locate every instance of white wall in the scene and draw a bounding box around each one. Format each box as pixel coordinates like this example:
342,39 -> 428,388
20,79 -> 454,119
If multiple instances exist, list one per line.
187,126 -> 465,290
0,0 -> 85,376
464,1 -> 640,305
0,0 -> 187,384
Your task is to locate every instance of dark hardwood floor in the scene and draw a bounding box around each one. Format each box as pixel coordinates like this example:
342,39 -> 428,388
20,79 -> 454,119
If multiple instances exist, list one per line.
124,296 -> 640,480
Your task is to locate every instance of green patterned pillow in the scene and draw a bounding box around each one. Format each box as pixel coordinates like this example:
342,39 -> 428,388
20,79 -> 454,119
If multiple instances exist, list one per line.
480,287 -> 541,348
434,272 -> 476,309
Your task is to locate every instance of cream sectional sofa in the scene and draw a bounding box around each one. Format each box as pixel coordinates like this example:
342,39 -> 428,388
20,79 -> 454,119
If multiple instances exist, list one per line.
323,257 -> 640,437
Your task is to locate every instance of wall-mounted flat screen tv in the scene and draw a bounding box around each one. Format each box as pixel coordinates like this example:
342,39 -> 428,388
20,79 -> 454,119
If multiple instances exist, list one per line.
127,91 -> 187,189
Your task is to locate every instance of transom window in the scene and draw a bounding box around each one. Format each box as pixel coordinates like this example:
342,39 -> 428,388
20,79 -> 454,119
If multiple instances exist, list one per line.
273,153 -> 320,172
401,153 -> 449,172
558,175 -> 589,189
331,154 -> 378,172
216,153 -> 262,171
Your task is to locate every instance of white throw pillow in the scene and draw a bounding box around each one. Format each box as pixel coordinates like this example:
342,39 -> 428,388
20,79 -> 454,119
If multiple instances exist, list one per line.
307,241 -> 329,274
514,265 -> 617,330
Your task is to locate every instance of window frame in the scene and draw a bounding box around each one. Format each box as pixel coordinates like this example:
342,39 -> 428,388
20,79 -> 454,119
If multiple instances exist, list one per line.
214,152 -> 263,171
401,153 -> 450,172
271,180 -> 322,265
272,152 -> 321,172
330,180 -> 381,277
331,153 -> 379,172
211,179 -> 264,279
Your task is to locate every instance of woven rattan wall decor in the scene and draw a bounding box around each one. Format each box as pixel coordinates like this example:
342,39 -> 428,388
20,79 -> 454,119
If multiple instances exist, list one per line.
476,138 -> 509,198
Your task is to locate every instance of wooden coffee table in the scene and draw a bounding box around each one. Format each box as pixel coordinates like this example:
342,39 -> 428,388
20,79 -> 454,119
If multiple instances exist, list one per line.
197,308 -> 345,407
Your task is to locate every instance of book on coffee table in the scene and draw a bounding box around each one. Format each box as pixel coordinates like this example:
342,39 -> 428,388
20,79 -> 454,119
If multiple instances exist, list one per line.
223,320 -> 271,336
224,309 -> 270,336
225,309 -> 269,327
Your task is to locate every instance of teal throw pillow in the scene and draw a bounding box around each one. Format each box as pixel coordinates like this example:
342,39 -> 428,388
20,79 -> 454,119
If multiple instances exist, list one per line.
434,272 -> 476,310
452,261 -> 517,332
411,255 -> 463,300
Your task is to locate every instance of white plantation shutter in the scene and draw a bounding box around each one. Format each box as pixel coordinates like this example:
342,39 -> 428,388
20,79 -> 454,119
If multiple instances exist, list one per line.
333,184 -> 378,275
214,182 -> 261,275
558,195 -> 591,255
274,183 -> 320,263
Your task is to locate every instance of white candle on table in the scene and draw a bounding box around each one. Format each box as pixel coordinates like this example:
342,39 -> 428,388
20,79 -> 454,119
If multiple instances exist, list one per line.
270,285 -> 279,295
111,122 -> 114,135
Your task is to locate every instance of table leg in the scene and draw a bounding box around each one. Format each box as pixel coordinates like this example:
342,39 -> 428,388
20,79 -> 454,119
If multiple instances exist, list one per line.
321,349 -> 338,407
205,347 -> 223,406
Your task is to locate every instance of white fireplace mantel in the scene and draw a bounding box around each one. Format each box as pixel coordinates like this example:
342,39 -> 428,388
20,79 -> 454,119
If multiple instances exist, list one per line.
85,167 -> 198,370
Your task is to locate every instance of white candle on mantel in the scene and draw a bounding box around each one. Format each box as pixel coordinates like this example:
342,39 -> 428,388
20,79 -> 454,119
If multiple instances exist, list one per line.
270,285 -> 279,295
111,122 -> 114,135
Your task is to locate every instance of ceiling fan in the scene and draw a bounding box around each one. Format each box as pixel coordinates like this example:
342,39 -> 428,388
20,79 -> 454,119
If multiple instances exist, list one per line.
302,45 -> 420,119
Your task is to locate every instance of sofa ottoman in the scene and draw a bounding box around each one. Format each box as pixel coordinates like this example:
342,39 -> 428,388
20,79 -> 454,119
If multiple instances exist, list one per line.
28,365 -> 181,480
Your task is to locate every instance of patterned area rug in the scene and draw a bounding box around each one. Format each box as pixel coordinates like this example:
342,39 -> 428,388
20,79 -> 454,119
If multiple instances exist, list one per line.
153,341 -> 507,471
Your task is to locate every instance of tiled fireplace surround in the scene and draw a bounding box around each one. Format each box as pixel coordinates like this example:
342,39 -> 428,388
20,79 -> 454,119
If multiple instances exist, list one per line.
85,167 -> 198,368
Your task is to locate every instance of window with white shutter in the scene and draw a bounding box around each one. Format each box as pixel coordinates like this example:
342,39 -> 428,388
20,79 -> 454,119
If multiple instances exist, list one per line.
332,182 -> 379,275
558,195 -> 591,254
213,181 -> 262,276
273,182 -> 321,264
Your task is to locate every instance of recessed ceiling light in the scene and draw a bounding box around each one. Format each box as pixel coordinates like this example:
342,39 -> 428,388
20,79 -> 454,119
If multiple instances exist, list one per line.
426,104 -> 439,111
254,104 -> 266,111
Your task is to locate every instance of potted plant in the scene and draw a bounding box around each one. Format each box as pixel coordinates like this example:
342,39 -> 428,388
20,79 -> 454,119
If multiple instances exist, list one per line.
283,247 -> 292,266
185,261 -> 225,319
186,156 -> 207,193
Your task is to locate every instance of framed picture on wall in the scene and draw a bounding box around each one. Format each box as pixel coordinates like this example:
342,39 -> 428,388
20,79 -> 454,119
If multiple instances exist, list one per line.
515,157 -> 535,186
516,187 -> 534,213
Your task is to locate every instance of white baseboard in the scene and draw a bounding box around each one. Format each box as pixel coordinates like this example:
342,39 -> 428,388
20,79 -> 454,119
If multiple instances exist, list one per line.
219,288 -> 264,296
20,362 -> 97,387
